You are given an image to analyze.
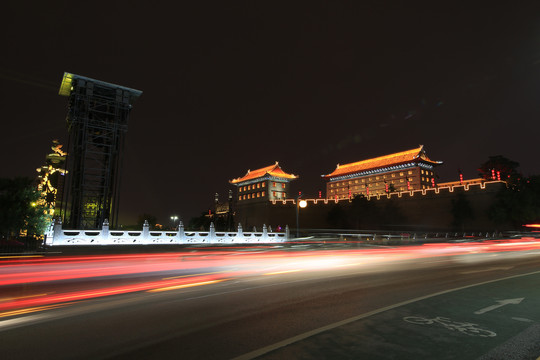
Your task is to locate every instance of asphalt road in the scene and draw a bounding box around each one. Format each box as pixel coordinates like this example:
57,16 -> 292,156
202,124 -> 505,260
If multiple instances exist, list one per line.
1,240 -> 540,359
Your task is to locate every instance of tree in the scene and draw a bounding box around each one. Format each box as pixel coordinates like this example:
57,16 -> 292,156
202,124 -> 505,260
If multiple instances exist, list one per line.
478,155 -> 520,183
0,177 -> 50,239
488,175 -> 540,229
451,192 -> 474,231
188,212 -> 213,231
136,213 -> 158,229
348,194 -> 379,229
326,203 -> 348,229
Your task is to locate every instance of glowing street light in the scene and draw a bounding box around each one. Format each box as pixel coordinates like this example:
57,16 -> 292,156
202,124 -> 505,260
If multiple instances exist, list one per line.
170,215 -> 179,229
295,195 -> 307,238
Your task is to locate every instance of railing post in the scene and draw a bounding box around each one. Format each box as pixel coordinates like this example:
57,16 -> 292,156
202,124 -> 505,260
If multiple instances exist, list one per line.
285,225 -> 290,241
262,224 -> 268,241
177,221 -> 185,243
53,218 -> 64,245
45,218 -> 58,245
142,220 -> 149,241
102,219 -> 109,241
210,222 -> 216,242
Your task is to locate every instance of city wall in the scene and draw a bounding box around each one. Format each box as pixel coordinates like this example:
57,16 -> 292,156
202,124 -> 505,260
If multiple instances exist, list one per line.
235,181 -> 507,232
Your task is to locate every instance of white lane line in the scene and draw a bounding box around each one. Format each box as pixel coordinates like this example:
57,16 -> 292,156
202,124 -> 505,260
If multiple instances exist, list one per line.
232,269 -> 540,360
460,266 -> 513,274
0,314 -> 50,330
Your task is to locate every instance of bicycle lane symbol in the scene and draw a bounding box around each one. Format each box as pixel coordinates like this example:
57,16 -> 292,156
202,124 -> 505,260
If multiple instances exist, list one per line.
403,316 -> 497,337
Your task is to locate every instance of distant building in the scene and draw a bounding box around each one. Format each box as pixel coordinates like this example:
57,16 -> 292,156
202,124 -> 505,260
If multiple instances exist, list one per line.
230,162 -> 298,202
322,145 -> 442,199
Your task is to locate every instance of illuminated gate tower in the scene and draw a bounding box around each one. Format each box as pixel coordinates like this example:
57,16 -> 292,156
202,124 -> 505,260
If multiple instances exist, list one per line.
322,145 -> 443,199
230,162 -> 298,202
59,73 -> 142,229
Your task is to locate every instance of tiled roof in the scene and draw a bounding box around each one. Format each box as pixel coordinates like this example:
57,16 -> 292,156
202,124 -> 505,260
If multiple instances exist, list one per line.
323,145 -> 442,178
230,162 -> 298,184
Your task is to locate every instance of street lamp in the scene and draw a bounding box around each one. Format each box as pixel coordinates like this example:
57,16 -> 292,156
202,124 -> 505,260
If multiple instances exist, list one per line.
295,196 -> 307,238
170,215 -> 179,229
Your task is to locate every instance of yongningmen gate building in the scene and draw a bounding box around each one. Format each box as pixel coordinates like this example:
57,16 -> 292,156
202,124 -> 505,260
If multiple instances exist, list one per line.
322,145 -> 442,199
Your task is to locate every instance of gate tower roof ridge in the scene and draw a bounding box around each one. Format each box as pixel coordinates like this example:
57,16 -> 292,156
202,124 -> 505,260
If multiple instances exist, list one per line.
322,145 -> 442,178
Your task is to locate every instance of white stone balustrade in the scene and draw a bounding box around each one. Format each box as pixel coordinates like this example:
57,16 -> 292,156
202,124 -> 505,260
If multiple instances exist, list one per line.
45,219 -> 289,246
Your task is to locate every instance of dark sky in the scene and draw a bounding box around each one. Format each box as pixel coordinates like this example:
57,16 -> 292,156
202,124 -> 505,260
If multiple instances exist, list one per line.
2,2 -> 540,225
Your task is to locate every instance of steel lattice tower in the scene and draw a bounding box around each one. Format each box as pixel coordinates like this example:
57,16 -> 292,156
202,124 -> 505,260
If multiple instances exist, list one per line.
59,73 -> 142,229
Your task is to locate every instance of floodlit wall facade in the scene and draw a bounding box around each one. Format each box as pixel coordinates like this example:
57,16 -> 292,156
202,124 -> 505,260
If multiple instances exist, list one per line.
234,181 -> 507,232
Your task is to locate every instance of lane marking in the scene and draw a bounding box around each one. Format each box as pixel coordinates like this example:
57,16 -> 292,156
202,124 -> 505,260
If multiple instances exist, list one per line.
511,317 -> 534,323
460,266 -> 513,274
232,269 -> 540,360
474,298 -> 524,315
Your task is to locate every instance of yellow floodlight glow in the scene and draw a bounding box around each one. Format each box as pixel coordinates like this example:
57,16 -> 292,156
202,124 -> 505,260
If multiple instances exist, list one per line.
58,72 -> 74,96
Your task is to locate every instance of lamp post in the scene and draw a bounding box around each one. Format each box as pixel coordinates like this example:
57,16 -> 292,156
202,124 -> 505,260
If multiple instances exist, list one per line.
170,215 -> 179,230
295,196 -> 307,238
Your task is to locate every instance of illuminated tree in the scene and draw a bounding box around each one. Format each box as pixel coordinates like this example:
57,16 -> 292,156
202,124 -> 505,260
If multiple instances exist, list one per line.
36,140 -> 67,217
0,177 -> 50,239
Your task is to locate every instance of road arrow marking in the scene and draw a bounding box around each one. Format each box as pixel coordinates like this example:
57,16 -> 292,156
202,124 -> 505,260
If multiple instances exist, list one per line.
474,298 -> 524,315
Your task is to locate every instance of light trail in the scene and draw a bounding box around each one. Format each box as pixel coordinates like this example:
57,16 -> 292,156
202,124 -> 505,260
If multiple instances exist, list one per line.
0,238 -> 539,314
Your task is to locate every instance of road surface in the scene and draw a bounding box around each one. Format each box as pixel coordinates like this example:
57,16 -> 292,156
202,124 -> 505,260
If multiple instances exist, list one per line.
1,238 -> 540,359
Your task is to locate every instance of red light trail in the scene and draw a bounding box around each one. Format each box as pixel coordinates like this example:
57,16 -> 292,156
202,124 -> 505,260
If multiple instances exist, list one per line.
1,238 -> 539,314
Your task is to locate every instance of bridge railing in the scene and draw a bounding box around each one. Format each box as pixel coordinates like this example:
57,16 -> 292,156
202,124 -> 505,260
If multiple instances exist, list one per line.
45,219 -> 289,246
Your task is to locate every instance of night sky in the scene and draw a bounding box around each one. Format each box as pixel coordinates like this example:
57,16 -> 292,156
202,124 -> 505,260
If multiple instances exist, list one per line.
2,2 -> 540,225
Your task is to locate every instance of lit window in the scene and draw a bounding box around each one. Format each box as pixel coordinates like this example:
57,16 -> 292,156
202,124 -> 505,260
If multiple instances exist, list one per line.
273,182 -> 276,187
376,176 -> 380,180
257,183 -> 260,188
422,177 -> 425,181
257,192 -> 260,197
408,170 -> 413,175
283,192 -> 286,198
400,179 -> 404,183
282,183 -> 286,189
262,182 -> 266,187
239,196 -> 242,201
330,183 -> 334,188
421,170 -> 424,174
262,191 -> 265,196
273,191 -> 276,197
248,185 -> 251,190
392,173 -> 395,177
355,180 -> 358,184
243,195 -> 246,200
361,179 -> 365,183
400,172 -> 404,176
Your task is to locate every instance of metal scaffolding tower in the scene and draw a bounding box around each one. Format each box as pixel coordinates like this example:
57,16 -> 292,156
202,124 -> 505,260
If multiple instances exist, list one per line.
59,72 -> 142,229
